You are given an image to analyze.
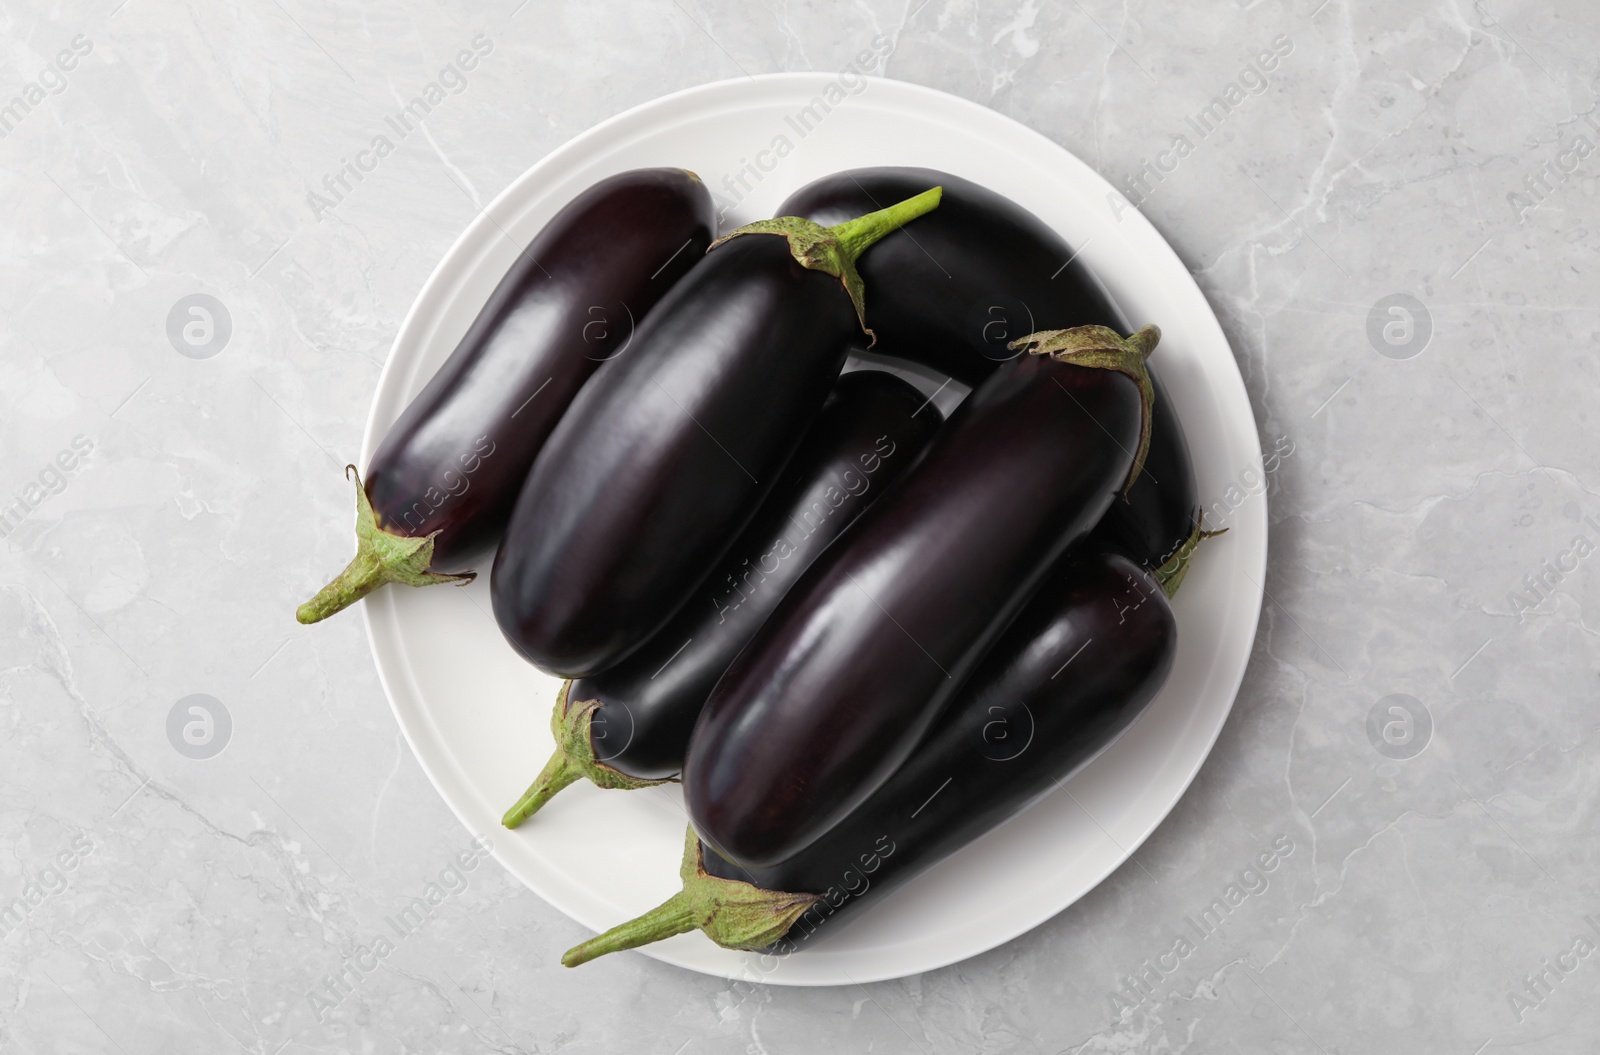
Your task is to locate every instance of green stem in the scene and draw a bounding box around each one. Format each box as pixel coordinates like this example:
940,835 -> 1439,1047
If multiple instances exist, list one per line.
296,548 -> 388,623
1153,522 -> 1227,599
559,828 -> 822,968
502,749 -> 583,828
707,187 -> 944,341
296,465 -> 473,624
561,891 -> 699,967
500,683 -> 673,829
829,186 -> 943,263
1154,520 -> 1201,599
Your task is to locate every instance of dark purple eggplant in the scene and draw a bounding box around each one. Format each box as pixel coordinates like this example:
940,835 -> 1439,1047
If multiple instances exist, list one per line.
1088,367 -> 1204,594
780,168 -> 1125,381
561,548 -> 1177,964
296,169 -> 715,623
489,188 -> 943,678
499,370 -> 943,825
783,168 -> 1202,591
684,324 -> 1158,869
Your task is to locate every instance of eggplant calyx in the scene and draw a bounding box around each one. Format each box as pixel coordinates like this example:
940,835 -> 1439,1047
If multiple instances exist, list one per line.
709,187 -> 943,344
502,683 -> 671,829
1153,521 -> 1227,599
295,465 -> 473,624
1009,324 -> 1161,499
1154,519 -> 1202,598
560,827 -> 821,968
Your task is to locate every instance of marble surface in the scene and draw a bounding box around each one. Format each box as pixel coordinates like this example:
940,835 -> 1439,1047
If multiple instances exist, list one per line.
2,0 -> 1597,1051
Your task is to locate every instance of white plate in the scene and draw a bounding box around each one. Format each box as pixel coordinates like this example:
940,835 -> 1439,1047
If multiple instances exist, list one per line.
360,74 -> 1266,985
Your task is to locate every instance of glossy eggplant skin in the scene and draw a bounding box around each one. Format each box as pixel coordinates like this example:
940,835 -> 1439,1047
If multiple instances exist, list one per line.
783,167 -> 1198,576
701,550 -> 1176,944
684,346 -> 1146,868
1088,368 -> 1200,573
490,235 -> 859,678
572,370 -> 943,780
365,168 -> 714,572
779,167 -> 1125,383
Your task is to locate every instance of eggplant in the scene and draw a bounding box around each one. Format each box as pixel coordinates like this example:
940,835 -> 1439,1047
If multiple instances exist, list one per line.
684,324 -> 1158,868
779,167 -> 1125,382
296,168 -> 716,623
561,547 -> 1178,964
489,188 -> 943,678
1088,368 -> 1206,594
783,168 -> 1202,589
500,370 -> 944,825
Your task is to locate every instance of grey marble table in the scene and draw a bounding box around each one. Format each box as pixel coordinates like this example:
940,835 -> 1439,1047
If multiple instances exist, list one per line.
2,1 -> 1596,1052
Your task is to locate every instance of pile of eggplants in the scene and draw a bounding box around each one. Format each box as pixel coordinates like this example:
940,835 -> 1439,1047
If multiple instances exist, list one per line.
780,168 -> 1202,590
297,163 -> 1215,965
684,323 -> 1158,868
487,186 -> 942,676
565,546 -> 1179,964
501,368 -> 943,825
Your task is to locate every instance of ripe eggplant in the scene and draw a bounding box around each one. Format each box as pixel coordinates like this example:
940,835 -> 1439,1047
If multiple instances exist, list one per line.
779,167 -> 1125,382
1089,368 -> 1205,594
296,168 -> 716,624
490,188 -> 943,678
561,548 -> 1178,965
500,370 -> 943,826
684,324 -> 1158,868
783,167 -> 1201,591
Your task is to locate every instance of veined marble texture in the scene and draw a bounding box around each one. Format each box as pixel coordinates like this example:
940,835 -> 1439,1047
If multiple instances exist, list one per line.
1,0 -> 1597,1052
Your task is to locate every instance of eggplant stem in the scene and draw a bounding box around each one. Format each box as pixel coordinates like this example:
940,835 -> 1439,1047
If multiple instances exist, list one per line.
501,683 -> 673,828
502,748 -> 583,828
295,466 -> 472,624
1152,519 -> 1229,599
1007,324 -> 1161,499
1153,519 -> 1202,599
561,891 -> 700,967
296,548 -> 388,624
708,187 -> 944,344
829,186 -> 943,264
560,828 -> 822,968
